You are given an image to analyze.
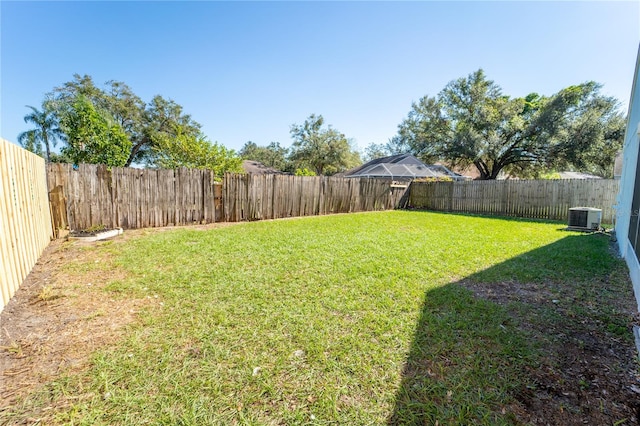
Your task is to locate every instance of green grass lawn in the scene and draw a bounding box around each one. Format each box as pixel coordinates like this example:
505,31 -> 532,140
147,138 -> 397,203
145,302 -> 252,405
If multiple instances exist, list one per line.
5,210 -> 632,425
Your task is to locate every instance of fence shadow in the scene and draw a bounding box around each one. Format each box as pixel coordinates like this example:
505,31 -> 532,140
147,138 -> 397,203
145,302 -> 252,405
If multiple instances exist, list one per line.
387,233 -> 638,425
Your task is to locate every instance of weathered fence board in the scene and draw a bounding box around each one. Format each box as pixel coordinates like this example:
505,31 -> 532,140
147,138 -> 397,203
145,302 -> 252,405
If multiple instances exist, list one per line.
49,166 -> 409,231
47,162 -> 619,236
409,179 -> 619,223
0,139 -> 52,311
222,174 -> 409,222
48,164 -> 223,231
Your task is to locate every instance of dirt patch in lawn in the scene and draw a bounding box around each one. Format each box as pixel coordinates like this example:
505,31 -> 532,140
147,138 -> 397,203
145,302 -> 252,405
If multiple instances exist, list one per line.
0,223 -> 236,421
462,274 -> 640,425
0,239 -> 148,412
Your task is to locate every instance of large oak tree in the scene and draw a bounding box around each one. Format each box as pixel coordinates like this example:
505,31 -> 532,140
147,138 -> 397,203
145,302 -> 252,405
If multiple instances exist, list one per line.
391,69 -> 625,179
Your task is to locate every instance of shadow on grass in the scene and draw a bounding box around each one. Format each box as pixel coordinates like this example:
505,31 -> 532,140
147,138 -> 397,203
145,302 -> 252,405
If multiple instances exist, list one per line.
388,232 -> 638,425
402,208 -> 572,225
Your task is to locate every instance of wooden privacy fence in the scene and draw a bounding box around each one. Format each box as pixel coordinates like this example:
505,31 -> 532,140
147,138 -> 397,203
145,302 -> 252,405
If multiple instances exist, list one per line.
223,174 -> 409,222
47,163 -> 620,235
408,179 -> 619,223
0,139 -> 52,311
47,166 -> 409,231
48,163 -> 223,232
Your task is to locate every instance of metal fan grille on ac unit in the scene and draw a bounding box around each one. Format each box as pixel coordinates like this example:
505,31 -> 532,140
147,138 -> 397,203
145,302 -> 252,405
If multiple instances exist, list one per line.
568,207 -> 602,231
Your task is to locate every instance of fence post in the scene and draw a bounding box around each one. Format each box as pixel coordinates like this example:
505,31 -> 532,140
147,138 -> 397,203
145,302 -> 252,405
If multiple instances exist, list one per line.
448,181 -> 454,212
501,180 -> 508,216
48,185 -> 68,238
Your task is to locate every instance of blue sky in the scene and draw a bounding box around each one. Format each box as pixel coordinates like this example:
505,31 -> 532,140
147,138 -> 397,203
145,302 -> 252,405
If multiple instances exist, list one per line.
1,1 -> 639,154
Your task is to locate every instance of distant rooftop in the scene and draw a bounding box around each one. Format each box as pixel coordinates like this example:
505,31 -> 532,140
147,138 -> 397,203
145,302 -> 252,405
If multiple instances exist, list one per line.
242,160 -> 289,175
344,153 -> 465,180
558,171 -> 602,179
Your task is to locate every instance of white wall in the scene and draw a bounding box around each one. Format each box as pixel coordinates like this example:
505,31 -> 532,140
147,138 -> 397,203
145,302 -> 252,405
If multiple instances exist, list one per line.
616,45 -> 640,309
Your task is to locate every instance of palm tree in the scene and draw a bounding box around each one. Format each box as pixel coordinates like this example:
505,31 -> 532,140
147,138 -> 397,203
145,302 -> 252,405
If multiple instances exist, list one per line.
17,101 -> 62,162
16,130 -> 43,156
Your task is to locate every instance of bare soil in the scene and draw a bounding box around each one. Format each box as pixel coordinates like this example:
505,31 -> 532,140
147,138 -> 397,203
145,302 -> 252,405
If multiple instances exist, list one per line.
0,223 -> 235,421
462,277 -> 640,425
0,238 -> 146,411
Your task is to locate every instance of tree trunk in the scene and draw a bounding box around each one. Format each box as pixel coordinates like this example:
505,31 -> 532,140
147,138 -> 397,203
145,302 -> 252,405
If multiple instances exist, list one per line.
489,167 -> 502,179
43,134 -> 51,163
125,141 -> 146,167
474,160 -> 491,180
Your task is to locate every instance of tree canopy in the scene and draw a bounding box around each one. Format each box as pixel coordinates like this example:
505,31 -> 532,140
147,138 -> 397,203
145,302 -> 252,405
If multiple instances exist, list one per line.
391,69 -> 625,179
21,74 -> 241,176
363,143 -> 390,162
58,94 -> 131,167
152,125 -> 242,177
289,114 -> 361,175
238,116 -> 362,176
239,141 -> 291,172
17,100 -> 63,162
49,74 -> 203,167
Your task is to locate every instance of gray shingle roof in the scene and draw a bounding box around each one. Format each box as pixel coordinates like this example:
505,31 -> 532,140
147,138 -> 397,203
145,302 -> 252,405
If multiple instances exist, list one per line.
344,154 -> 463,180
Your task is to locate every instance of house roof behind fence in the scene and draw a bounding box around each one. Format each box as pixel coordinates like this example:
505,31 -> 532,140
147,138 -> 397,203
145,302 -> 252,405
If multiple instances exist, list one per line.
344,153 -> 464,180
242,160 -> 289,175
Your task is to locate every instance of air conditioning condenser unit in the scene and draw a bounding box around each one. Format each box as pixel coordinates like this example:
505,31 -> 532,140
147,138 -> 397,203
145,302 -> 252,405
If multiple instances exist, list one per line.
567,207 -> 602,231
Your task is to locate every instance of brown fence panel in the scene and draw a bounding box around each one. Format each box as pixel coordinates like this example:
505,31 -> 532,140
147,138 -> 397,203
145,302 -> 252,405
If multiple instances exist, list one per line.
0,139 -> 52,311
47,164 -> 223,231
48,164 -> 621,233
221,174 -> 410,222
409,179 -> 619,223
